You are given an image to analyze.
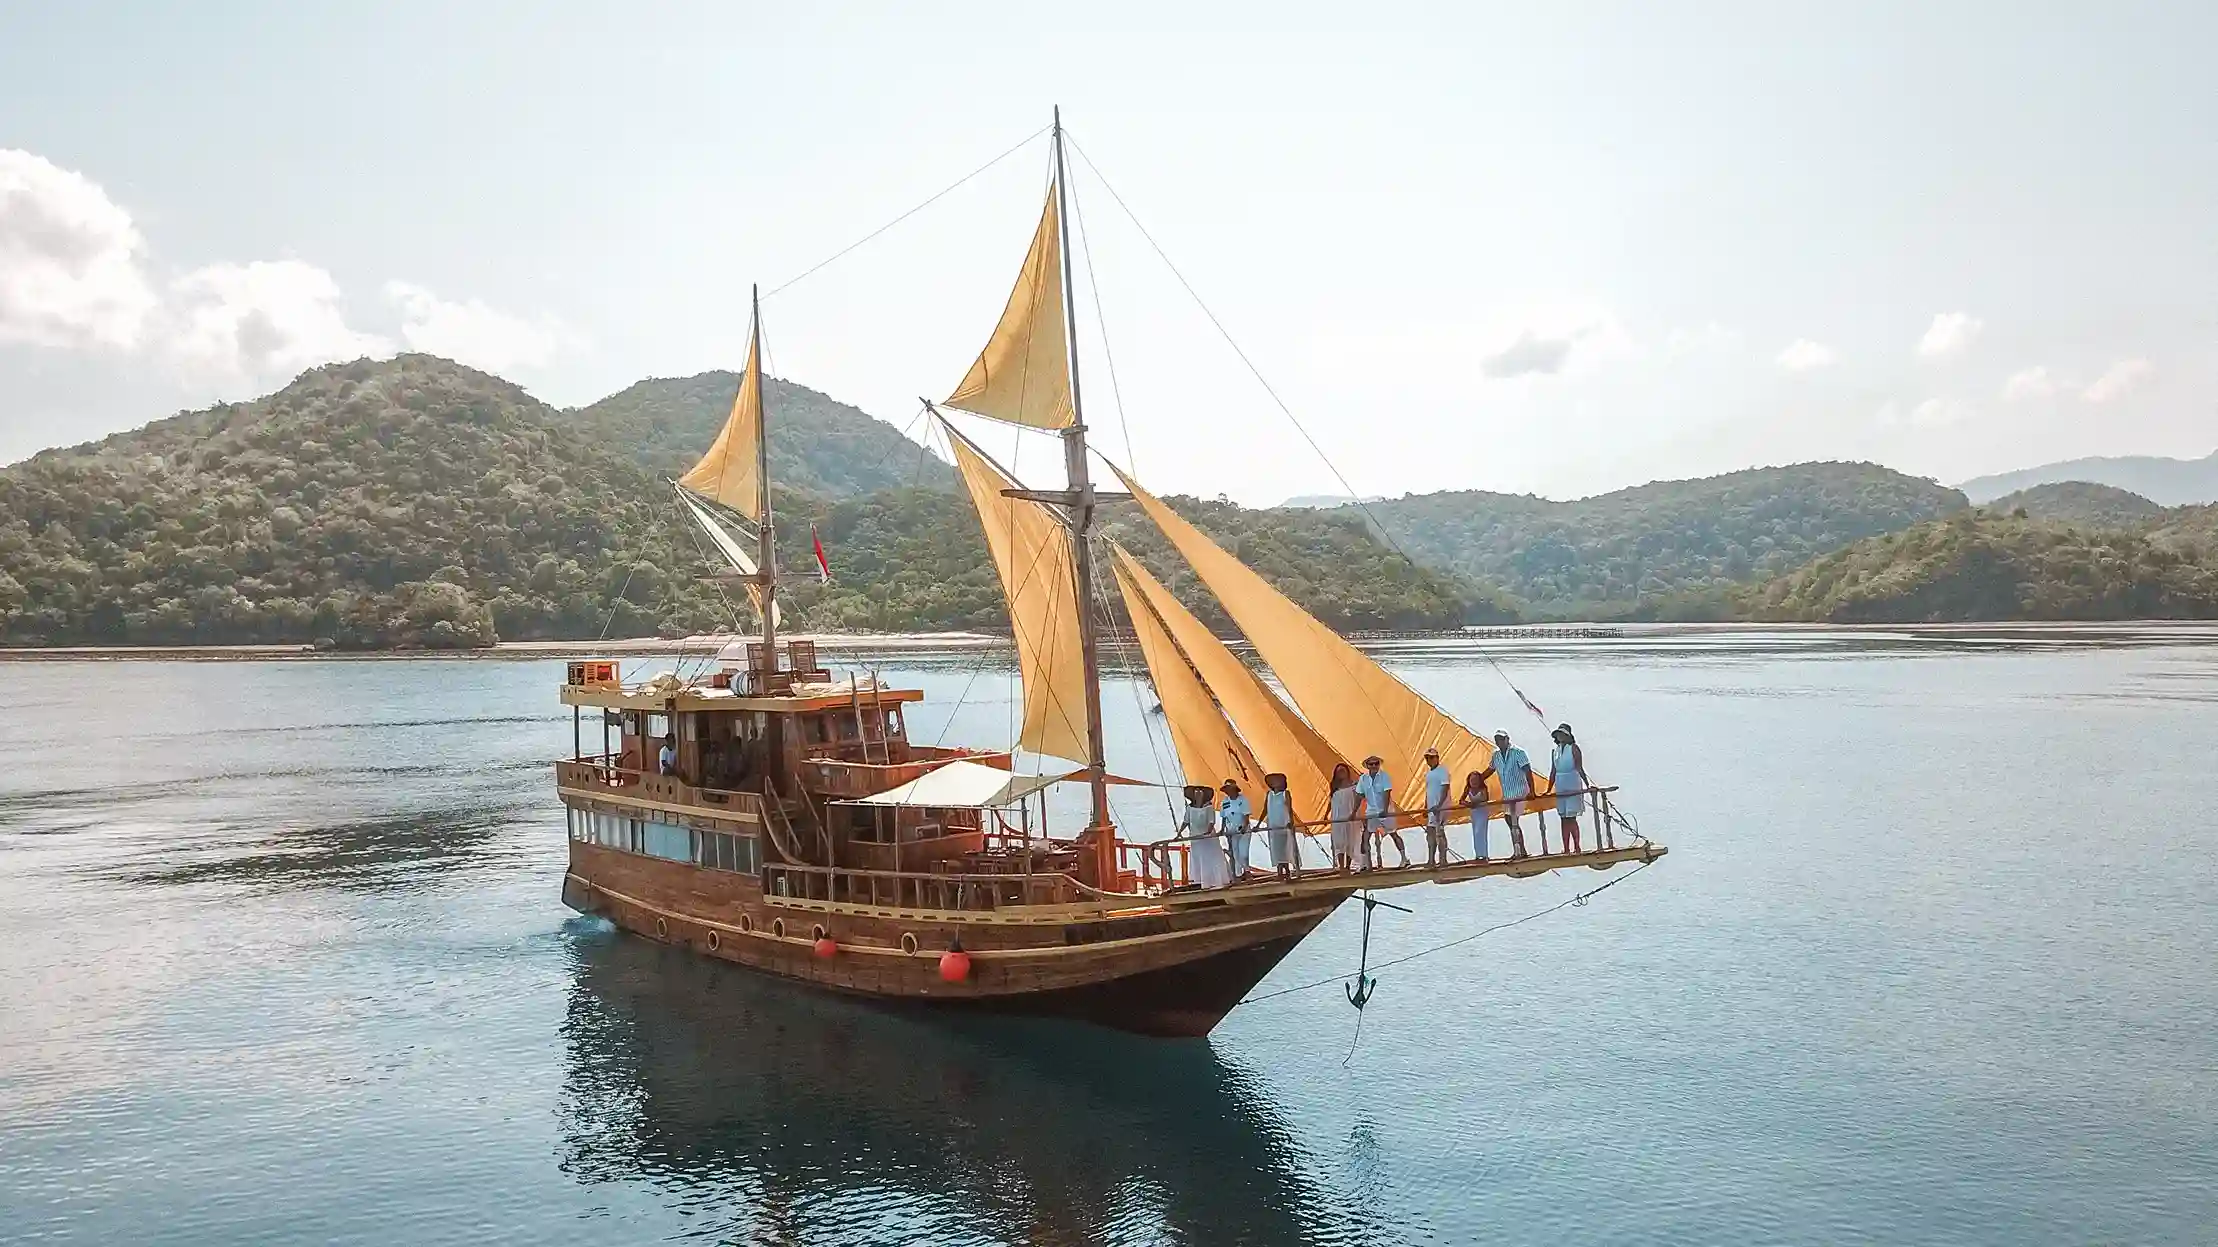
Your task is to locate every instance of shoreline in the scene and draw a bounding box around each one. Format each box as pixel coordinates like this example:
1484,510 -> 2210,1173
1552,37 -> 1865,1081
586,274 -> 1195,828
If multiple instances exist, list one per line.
4,619 -> 2217,662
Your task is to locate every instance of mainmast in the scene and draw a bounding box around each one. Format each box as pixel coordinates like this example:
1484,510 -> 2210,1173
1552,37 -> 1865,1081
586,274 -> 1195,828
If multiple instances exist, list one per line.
751,283 -> 779,660
1052,108 -> 1113,843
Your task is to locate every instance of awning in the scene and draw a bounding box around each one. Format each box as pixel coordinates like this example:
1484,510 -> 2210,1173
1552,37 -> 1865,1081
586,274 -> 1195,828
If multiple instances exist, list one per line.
844,759 -> 1069,809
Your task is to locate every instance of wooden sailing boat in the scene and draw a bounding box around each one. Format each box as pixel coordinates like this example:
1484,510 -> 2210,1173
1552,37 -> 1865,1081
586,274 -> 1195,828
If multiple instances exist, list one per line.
555,112 -> 1666,1037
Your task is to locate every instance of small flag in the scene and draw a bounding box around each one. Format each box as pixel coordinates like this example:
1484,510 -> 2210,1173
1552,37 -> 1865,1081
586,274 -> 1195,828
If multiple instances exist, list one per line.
1515,685 -> 1547,724
811,524 -> 832,584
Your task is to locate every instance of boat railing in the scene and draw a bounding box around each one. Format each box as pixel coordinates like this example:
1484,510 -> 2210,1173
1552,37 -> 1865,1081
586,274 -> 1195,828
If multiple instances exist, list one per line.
762,861 -> 1086,913
554,756 -> 768,820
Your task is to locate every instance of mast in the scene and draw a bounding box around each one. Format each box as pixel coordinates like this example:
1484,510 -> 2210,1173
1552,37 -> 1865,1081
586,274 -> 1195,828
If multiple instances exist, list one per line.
1052,107 -> 1113,843
752,283 -> 779,661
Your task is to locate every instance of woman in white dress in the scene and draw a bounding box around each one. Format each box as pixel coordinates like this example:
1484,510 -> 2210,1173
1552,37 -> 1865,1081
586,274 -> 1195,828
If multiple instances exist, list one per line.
1183,784 -> 1231,888
1326,762 -> 1363,872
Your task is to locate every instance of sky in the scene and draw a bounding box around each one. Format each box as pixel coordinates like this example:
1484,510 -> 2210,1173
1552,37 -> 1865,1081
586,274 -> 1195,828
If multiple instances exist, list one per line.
2,2 -> 2213,505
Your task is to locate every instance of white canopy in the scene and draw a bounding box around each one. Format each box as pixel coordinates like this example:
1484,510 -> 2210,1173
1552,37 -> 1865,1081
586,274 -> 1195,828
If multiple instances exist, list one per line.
845,759 -> 1068,809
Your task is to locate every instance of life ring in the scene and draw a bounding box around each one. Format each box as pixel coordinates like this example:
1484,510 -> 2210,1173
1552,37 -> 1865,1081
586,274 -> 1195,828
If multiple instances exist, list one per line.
900,932 -> 920,956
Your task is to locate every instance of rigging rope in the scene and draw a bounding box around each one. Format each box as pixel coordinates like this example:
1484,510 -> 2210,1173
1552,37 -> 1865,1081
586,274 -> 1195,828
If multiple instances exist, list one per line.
762,126 -> 1049,302
1235,860 -> 1655,1010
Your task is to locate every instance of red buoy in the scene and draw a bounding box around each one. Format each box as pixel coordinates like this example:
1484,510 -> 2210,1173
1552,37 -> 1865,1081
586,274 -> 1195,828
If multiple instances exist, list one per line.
938,948 -> 972,983
813,936 -> 838,959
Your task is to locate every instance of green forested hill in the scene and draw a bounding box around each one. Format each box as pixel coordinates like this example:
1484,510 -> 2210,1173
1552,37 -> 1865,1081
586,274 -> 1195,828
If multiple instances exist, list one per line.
557,372 -> 953,495
1985,481 -> 2167,528
0,356 -> 1470,647
1741,511 -> 2218,622
1358,463 -> 1967,617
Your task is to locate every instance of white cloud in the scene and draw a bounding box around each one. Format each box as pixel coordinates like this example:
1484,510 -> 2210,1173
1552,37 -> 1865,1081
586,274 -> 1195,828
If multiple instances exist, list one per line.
1481,330 -> 1576,379
168,260 -> 389,383
1775,339 -> 1836,371
0,148 -> 158,349
385,280 -> 569,373
1663,322 -> 1744,356
2000,366 -> 2055,402
2081,358 -> 2151,404
1875,397 -> 1972,428
1917,311 -> 1983,359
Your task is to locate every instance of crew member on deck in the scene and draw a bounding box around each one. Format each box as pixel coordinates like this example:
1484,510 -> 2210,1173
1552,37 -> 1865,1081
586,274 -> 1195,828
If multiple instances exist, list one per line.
1479,731 -> 1538,859
1184,785 -> 1229,888
1262,772 -> 1296,880
1219,780 -> 1254,879
1357,755 -> 1406,870
1422,747 -> 1453,868
1552,724 -> 1591,854
658,735 -> 678,777
1328,763 -> 1363,872
1461,770 -> 1492,861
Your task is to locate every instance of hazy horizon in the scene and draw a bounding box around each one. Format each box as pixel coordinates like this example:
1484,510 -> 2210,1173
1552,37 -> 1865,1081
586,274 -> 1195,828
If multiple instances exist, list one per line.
4,2 -> 2213,505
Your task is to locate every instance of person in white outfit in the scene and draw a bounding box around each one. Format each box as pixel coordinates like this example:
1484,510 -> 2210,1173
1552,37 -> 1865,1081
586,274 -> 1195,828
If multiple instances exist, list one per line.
1182,785 -> 1229,888
1327,762 -> 1364,872
1218,779 -> 1254,880
1262,772 -> 1297,880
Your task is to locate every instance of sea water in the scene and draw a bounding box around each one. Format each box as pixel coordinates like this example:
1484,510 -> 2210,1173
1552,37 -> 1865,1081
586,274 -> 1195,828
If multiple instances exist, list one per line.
3,626 -> 2215,1245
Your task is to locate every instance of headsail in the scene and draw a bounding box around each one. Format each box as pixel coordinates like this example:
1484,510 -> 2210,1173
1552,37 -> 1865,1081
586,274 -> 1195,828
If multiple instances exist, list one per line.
675,488 -> 780,630
943,184 -> 1075,431
943,423 -> 1090,763
1109,544 -> 1337,824
679,313 -> 766,518
1111,465 -> 1540,815
1111,552 -> 1260,791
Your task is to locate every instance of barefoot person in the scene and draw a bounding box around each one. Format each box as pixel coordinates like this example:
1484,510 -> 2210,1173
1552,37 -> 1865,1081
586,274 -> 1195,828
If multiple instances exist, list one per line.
1421,747 -> 1453,867
1356,755 -> 1406,869
1460,770 -> 1492,861
1262,772 -> 1297,879
1478,731 -> 1539,859
1327,763 -> 1363,872
1551,724 -> 1590,854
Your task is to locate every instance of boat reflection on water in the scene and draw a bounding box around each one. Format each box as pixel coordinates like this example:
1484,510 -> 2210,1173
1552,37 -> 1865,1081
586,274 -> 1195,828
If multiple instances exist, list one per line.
556,921 -> 1389,1246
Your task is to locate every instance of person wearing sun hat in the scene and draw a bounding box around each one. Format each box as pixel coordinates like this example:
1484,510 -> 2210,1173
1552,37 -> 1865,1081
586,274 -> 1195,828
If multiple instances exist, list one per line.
1421,746 -> 1453,867
1355,754 -> 1406,869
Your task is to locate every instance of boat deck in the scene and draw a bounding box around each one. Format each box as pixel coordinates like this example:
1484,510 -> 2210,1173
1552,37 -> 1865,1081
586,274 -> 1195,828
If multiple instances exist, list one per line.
1147,841 -> 1667,910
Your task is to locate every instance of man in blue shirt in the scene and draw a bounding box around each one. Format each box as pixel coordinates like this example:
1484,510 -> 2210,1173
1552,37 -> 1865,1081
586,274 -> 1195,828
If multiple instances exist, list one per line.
1421,746 -> 1453,868
1477,731 -> 1539,859
1217,779 -> 1254,879
657,735 -> 678,777
1355,755 -> 1407,869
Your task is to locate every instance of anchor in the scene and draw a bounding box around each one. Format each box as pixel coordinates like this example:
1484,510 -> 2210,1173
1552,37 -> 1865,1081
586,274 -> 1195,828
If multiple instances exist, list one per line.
1344,890 -> 1413,1012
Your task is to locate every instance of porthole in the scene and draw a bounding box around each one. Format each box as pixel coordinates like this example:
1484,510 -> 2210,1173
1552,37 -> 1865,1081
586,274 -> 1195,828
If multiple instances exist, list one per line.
707,929 -> 722,951
738,913 -> 753,933
811,924 -> 828,943
772,918 -> 786,940
655,916 -> 669,938
900,932 -> 920,956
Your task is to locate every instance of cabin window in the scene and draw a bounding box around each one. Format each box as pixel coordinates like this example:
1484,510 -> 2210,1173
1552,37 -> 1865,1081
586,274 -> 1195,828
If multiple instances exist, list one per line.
641,820 -> 692,863
646,713 -> 669,739
694,830 -> 761,874
887,707 -> 903,737
567,808 -> 587,841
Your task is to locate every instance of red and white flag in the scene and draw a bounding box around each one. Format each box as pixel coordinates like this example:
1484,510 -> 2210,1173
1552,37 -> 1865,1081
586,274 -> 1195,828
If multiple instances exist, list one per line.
811,524 -> 832,584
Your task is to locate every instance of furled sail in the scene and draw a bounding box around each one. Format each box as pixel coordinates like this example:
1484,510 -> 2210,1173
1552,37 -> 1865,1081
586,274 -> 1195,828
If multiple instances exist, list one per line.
678,315 -> 766,517
944,424 -> 1090,763
943,184 -> 1075,430
1109,544 -> 1337,825
1111,553 -> 1260,791
1112,465 -> 1550,817
676,489 -> 780,629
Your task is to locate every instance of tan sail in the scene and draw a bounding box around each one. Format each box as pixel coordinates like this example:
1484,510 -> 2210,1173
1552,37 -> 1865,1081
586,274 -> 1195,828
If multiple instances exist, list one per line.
1109,545 -> 1337,826
1111,554 -> 1260,791
679,316 -> 766,517
1112,466 -> 1542,818
946,426 -> 1090,763
943,184 -> 1075,430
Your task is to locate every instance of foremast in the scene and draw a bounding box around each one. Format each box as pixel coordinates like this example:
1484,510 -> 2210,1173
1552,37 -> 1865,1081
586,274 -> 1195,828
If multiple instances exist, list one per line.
750,284 -> 778,659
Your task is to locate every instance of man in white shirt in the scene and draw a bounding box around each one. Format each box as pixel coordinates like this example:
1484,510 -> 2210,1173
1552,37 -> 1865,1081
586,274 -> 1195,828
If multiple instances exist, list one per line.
1421,747 -> 1453,867
1355,755 -> 1407,869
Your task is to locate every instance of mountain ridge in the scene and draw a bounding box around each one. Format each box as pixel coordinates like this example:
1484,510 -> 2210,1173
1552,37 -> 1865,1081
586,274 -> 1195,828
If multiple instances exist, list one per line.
1958,449 -> 2218,506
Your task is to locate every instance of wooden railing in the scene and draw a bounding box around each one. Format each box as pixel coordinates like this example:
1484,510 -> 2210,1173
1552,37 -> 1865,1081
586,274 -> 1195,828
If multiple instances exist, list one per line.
1119,839 -> 1193,891
554,757 -> 767,821
762,862 -> 1086,913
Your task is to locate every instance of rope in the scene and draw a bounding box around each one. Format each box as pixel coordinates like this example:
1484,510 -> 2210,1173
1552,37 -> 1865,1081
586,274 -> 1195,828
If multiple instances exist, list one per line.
762,126 -> 1048,301
1235,859 -> 1654,1009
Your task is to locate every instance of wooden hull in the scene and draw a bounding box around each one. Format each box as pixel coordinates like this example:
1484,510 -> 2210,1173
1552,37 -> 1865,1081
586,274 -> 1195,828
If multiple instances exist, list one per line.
562,841 -> 1346,1038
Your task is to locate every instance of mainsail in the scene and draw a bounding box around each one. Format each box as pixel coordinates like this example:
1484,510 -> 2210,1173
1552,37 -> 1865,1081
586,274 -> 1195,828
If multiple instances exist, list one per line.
1109,545 -> 1337,824
1111,552 -> 1260,791
679,312 -> 766,518
1111,465 -> 1549,816
942,184 -> 1075,431
944,424 -> 1090,763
